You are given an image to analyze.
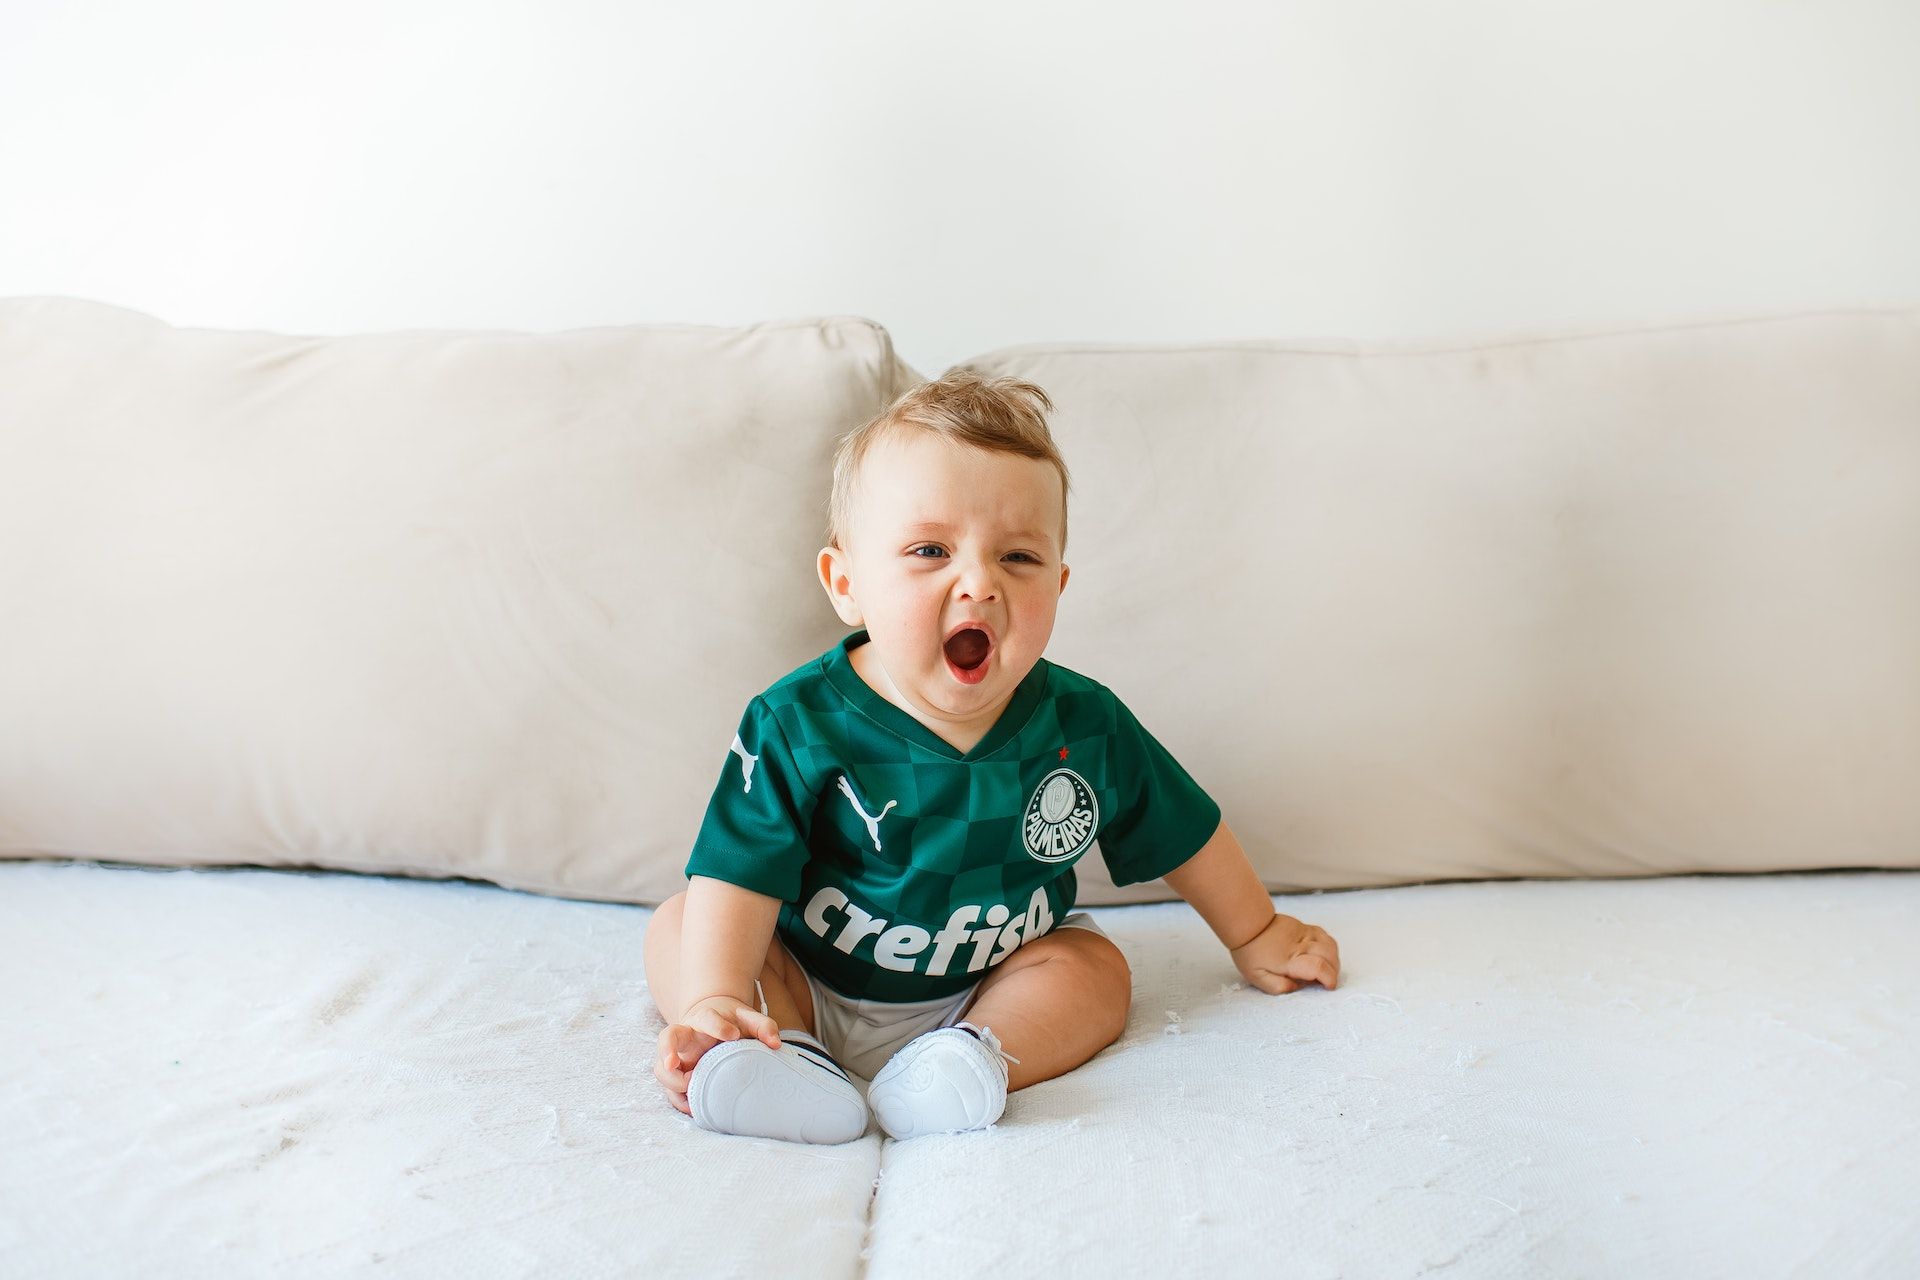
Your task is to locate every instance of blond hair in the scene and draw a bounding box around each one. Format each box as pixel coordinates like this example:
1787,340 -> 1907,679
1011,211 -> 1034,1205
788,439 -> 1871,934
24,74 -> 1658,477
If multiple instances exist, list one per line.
826,368 -> 1072,556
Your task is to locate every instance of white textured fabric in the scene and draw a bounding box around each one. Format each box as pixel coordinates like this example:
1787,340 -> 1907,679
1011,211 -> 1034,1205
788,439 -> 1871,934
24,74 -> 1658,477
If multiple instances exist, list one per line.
0,295 -> 918,906
0,861 -> 882,1277
869,870 -> 1920,1277
959,309 -> 1920,898
5,862 -> 1914,1276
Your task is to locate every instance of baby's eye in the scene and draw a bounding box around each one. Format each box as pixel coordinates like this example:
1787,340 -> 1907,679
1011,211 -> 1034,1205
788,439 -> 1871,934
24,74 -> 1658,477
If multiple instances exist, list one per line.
908,545 -> 1041,563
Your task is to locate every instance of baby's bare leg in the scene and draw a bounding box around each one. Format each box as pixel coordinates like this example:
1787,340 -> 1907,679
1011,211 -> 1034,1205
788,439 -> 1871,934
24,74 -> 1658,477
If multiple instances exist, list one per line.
955,927 -> 1132,1093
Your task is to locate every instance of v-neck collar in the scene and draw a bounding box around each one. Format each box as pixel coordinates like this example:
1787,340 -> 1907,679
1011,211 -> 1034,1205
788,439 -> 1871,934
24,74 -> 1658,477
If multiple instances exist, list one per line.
823,628 -> 1050,761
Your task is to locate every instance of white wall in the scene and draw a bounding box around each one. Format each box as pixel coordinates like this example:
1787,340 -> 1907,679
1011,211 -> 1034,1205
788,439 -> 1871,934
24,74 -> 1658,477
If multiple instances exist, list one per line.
3,0 -> 1915,374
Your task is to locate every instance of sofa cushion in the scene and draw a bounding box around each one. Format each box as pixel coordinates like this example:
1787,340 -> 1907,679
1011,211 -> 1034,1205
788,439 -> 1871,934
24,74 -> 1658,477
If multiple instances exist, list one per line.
3,862 -> 1912,1275
864,868 -> 1919,1277
959,310 -> 1920,895
0,861 -> 881,1274
0,296 -> 917,904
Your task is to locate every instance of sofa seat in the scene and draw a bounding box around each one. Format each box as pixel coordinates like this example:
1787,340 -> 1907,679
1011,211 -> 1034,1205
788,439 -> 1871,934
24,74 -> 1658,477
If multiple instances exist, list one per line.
4,862 -> 1914,1277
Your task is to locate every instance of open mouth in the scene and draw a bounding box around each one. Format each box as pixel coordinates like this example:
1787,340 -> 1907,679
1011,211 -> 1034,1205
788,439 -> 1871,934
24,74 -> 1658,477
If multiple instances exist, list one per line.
942,625 -> 993,685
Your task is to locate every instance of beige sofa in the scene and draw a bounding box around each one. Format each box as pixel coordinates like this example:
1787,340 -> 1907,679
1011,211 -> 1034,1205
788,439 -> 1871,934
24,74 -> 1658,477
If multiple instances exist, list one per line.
3,296 -> 1915,1277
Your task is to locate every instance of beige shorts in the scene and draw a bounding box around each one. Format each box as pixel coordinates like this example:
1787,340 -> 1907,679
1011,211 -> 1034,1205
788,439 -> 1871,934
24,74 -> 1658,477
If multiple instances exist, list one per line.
773,911 -> 1112,1083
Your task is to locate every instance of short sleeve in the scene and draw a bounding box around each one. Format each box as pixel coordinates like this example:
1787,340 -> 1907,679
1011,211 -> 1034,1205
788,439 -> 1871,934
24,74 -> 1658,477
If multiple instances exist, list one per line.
1095,693 -> 1223,888
682,697 -> 818,903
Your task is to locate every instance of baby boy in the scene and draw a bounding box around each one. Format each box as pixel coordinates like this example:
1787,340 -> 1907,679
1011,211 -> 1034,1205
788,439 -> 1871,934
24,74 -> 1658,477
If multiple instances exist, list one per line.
645,369 -> 1341,1143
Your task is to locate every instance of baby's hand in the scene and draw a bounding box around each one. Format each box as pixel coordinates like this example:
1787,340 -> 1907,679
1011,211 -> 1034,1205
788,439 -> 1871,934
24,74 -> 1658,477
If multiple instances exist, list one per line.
654,994 -> 783,1116
1230,913 -> 1340,994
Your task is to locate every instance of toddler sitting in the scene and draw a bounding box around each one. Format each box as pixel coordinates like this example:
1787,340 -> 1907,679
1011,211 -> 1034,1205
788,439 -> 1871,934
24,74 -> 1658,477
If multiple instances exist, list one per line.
645,369 -> 1340,1143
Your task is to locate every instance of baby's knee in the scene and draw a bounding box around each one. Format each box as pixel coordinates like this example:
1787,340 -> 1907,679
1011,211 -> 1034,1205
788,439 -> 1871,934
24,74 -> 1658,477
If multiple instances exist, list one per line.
647,890 -> 688,946
642,893 -> 687,993
1061,937 -> 1132,1040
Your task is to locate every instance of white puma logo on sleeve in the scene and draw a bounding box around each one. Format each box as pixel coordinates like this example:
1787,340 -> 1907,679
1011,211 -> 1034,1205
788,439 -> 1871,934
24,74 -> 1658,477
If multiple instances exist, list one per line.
729,732 -> 759,794
836,774 -> 898,852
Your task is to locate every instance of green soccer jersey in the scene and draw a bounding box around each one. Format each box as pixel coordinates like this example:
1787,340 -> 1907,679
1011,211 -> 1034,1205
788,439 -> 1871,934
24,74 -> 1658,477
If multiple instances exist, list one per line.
683,628 -> 1222,1003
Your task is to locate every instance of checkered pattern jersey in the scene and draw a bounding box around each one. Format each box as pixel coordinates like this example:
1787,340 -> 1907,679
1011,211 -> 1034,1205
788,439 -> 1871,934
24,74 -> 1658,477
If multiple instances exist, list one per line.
683,630 -> 1221,1003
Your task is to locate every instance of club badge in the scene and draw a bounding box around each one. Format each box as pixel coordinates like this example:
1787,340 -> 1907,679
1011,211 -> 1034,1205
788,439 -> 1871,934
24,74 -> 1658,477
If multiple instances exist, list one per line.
1022,767 -> 1099,863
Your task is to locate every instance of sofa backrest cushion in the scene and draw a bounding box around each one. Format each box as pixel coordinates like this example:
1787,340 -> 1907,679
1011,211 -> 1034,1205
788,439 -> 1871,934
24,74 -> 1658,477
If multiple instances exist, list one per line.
0,296 -> 914,905
9,300 -> 1916,907
958,310 -> 1920,900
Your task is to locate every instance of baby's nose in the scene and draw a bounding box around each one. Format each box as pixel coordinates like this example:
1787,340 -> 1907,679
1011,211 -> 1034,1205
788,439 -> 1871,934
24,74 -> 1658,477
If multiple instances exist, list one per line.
957,574 -> 996,600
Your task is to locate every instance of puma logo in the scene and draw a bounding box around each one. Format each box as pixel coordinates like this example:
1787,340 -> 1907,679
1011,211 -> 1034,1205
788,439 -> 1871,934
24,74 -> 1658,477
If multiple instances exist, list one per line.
836,774 -> 898,852
729,733 -> 758,794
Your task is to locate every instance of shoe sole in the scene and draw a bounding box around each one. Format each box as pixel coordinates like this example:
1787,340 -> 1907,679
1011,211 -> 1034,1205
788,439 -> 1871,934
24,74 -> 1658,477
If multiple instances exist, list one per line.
688,1039 -> 869,1145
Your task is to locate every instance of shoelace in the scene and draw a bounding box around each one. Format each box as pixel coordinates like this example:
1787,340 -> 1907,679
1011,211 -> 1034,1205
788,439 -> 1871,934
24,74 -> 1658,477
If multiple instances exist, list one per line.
955,1020 -> 1021,1067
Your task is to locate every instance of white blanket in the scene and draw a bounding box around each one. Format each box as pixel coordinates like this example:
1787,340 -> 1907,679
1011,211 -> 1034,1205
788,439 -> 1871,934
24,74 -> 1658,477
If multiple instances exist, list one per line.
3,862 -> 1914,1277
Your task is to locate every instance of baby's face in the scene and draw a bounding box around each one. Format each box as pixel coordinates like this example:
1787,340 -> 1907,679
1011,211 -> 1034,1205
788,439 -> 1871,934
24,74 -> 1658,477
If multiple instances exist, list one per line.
819,430 -> 1069,739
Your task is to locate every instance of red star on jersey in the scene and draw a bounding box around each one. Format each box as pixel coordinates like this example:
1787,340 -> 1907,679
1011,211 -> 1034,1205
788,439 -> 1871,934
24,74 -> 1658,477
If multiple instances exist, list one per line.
1058,746 -> 1069,759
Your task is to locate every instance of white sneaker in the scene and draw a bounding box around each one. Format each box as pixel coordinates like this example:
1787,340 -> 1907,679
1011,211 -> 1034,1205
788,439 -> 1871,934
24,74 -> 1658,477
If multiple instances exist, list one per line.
867,1022 -> 1021,1140
687,1030 -> 869,1145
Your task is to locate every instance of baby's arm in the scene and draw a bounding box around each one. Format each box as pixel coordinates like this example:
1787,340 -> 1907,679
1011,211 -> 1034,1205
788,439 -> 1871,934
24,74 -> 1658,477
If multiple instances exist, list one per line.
1163,821 -> 1341,993
652,876 -> 786,1112
678,875 -> 784,1026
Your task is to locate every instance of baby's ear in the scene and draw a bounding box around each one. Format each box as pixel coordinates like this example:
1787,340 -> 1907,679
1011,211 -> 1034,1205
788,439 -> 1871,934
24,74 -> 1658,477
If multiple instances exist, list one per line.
817,546 -> 864,626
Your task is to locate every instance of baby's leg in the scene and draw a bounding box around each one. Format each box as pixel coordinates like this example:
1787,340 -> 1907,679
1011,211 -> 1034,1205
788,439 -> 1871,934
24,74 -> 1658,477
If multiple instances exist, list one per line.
956,926 -> 1131,1092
